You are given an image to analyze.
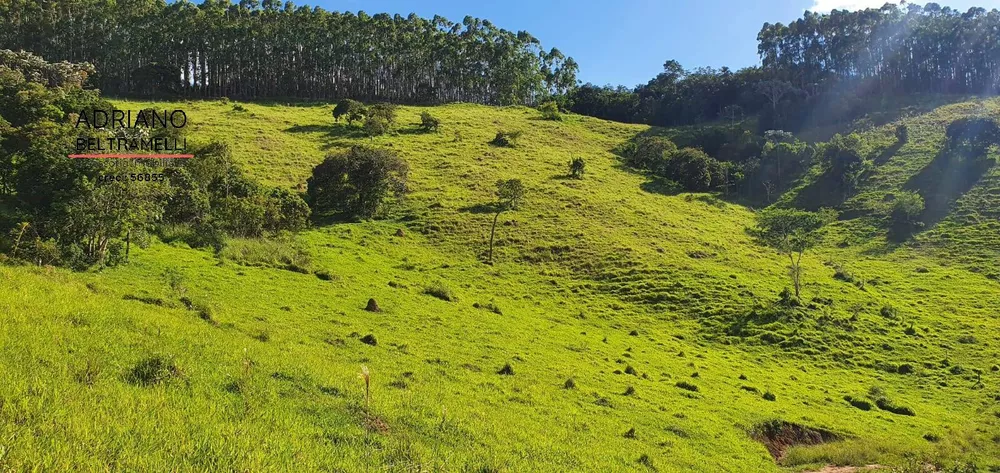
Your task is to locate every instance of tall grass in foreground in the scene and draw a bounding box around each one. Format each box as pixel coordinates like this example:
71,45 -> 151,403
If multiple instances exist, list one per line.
218,235 -> 313,273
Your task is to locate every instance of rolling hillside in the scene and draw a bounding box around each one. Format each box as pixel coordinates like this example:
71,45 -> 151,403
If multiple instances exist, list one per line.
1,99 -> 999,472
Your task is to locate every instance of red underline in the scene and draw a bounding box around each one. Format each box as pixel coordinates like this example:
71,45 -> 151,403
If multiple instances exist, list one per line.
69,154 -> 194,159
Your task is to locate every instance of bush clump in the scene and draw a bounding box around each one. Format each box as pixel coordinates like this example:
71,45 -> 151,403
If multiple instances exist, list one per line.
844,395 -> 872,411
569,157 -> 585,179
332,98 -> 365,124
490,130 -> 523,148
539,101 -> 562,121
889,191 -> 924,239
875,398 -> 915,416
424,282 -> 454,302
675,381 -> 699,392
946,116 -> 1000,152
895,123 -> 908,143
419,111 -> 441,132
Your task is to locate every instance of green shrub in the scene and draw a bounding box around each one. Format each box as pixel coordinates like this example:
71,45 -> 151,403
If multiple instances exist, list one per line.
889,191 -> 924,239
332,99 -> 365,124
490,130 -> 523,148
946,116 -> 1000,152
844,395 -> 872,411
424,282 -> 454,301
675,381 -> 699,392
895,124 -> 908,143
419,111 -> 441,131
569,157 -> 585,179
363,114 -> 390,138
624,136 -> 677,170
875,398 -> 915,416
539,101 -> 562,121
821,133 -> 869,195
263,188 -> 311,233
361,103 -> 397,138
660,147 -> 715,191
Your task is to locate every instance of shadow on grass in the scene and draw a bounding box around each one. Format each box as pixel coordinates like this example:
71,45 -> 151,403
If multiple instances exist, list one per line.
904,147 -> 996,228
639,177 -> 685,197
285,123 -> 366,140
310,211 -> 360,226
874,140 -> 904,166
457,203 -> 497,214
788,172 -> 849,211
395,126 -> 434,136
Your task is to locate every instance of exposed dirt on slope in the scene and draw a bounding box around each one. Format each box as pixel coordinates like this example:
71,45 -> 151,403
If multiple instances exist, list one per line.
751,420 -> 842,460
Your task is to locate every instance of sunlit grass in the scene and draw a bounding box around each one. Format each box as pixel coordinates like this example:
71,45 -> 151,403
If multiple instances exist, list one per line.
0,98 -> 998,471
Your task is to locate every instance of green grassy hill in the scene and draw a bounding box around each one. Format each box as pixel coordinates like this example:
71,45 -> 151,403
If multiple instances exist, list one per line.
1,99 -> 999,472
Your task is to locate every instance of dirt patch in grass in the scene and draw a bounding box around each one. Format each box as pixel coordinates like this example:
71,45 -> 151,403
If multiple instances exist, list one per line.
751,420 -> 842,461
363,412 -> 390,434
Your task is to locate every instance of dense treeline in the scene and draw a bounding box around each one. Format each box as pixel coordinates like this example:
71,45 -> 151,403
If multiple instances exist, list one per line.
570,3 -> 1000,130
0,0 -> 577,105
0,50 -> 309,268
619,128 -> 817,204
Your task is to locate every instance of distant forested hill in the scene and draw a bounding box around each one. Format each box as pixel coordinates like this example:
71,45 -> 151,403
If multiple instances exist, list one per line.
0,0 -> 577,105
569,3 -> 1000,132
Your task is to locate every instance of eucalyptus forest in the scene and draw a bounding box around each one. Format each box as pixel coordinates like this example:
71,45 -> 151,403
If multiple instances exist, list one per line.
0,0 -> 578,104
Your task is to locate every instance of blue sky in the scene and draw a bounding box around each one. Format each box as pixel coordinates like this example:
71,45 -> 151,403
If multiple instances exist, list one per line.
321,0 -> 1000,87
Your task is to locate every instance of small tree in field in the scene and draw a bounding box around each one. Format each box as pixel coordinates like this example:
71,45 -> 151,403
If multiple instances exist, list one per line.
750,208 -> 836,299
419,111 -> 441,132
569,157 -> 585,179
490,130 -> 522,148
333,99 -> 365,125
889,191 -> 924,240
487,179 -> 525,264
363,103 -> 397,139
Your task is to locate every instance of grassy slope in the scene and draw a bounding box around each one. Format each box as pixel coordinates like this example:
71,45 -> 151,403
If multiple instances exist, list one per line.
1,100 -> 998,472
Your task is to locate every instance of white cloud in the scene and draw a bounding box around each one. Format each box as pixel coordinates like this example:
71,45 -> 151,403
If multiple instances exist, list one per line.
808,0 -> 901,12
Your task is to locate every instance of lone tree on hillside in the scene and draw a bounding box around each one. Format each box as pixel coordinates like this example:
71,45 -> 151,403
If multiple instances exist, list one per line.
756,80 -> 796,113
333,99 -> 365,125
306,146 -> 408,219
749,208 -> 836,299
720,104 -> 744,126
889,191 -> 925,241
539,101 -> 562,121
569,157 -> 585,179
363,103 -> 398,139
419,111 -> 441,132
487,179 -> 526,264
